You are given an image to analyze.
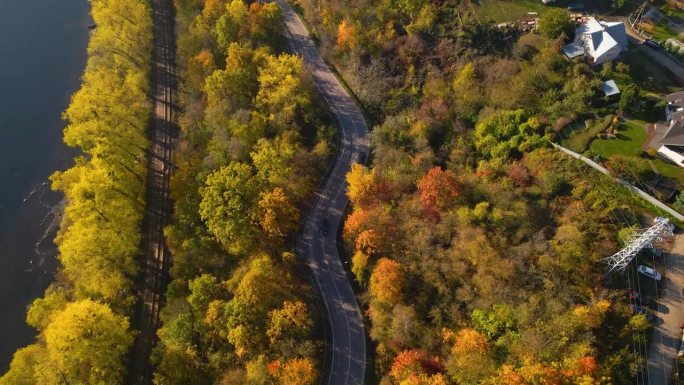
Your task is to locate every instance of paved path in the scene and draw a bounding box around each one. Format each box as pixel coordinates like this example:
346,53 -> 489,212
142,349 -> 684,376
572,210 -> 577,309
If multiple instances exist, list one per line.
276,1 -> 369,384
647,233 -> 684,385
131,0 -> 176,383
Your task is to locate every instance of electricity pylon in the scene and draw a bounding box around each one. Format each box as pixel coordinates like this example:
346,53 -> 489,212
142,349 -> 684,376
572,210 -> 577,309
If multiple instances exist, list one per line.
600,217 -> 673,272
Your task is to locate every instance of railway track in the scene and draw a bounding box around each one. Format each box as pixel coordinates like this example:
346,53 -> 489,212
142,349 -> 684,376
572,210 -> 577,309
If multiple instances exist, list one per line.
130,0 -> 176,384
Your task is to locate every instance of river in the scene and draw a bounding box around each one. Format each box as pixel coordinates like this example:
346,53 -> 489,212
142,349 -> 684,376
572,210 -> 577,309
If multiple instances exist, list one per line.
0,0 -> 90,372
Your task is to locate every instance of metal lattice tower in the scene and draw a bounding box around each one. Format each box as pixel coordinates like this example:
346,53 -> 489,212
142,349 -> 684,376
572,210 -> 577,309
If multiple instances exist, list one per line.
600,217 -> 674,272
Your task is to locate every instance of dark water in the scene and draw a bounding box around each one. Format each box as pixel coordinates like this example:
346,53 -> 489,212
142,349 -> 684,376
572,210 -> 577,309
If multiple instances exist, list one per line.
0,0 -> 90,372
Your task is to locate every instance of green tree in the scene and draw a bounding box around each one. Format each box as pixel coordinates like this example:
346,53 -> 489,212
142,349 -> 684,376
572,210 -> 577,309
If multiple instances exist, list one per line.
199,162 -> 259,254
452,63 -> 483,121
619,84 -> 641,115
474,109 -> 545,160
250,136 -> 296,186
539,8 -> 574,39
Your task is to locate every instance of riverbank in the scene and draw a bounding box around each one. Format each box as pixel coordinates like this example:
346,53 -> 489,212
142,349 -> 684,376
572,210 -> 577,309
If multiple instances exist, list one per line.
0,0 -> 90,371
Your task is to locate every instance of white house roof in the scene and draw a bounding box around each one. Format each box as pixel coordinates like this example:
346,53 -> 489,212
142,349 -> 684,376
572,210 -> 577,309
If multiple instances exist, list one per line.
574,18 -> 627,64
562,42 -> 585,59
601,80 -> 620,96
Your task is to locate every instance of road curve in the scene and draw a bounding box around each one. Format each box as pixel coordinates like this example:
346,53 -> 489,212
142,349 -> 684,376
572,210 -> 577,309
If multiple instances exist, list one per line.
276,1 -> 369,384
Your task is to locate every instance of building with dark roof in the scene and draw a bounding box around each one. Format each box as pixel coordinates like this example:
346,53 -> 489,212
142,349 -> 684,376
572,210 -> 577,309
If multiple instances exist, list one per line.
650,91 -> 684,167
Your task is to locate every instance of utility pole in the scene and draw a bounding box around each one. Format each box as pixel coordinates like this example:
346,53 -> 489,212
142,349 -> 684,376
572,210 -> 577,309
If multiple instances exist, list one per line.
600,217 -> 673,272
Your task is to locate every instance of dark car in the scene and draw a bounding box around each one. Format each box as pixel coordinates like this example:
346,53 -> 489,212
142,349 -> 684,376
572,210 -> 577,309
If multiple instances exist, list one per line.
319,218 -> 329,236
644,39 -> 662,49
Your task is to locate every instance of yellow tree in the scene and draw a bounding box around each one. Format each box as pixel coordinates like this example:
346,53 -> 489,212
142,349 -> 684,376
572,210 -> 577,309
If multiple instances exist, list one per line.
446,328 -> 495,384
336,18 -> 357,52
269,358 -> 318,385
255,54 -> 311,127
44,300 -> 134,385
257,188 -> 300,239
346,163 -> 377,208
369,258 -> 405,305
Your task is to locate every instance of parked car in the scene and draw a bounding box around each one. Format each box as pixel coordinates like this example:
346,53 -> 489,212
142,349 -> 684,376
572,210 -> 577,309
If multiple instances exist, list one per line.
644,39 -> 663,49
644,246 -> 664,259
637,265 -> 662,281
631,304 -> 655,321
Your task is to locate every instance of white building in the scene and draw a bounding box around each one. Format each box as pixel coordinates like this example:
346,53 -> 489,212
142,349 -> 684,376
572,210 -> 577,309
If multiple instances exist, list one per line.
562,18 -> 627,65
649,91 -> 684,168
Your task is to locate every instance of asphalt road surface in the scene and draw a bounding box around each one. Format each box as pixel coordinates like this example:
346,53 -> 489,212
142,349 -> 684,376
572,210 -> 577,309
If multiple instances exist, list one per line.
647,233 -> 684,385
623,22 -> 684,84
276,1 -> 369,384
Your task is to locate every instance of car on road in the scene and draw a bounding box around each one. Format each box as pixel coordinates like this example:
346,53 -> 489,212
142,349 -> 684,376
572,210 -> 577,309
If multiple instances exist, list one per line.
319,218 -> 329,236
644,246 -> 664,259
644,39 -> 663,49
631,304 -> 655,321
637,265 -> 662,281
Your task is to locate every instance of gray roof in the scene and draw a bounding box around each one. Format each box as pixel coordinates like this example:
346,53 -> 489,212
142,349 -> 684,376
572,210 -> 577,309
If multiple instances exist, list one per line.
672,109 -> 684,121
667,91 -> 684,104
661,120 -> 684,146
601,80 -> 620,96
562,43 -> 585,59
605,23 -> 628,48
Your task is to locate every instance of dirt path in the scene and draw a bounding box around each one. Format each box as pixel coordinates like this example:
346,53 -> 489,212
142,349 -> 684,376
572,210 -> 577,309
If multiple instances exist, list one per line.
130,0 -> 177,384
647,233 -> 684,384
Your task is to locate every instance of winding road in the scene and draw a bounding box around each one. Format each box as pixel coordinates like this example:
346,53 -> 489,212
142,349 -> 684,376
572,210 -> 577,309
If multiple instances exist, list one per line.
276,1 -> 369,384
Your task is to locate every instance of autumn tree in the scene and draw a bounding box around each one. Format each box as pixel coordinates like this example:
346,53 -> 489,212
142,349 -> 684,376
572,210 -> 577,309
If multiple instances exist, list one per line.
346,163 -> 377,208
446,328 -> 495,384
336,19 -> 357,52
417,167 -> 459,210
199,162 -> 259,254
267,301 -> 314,349
268,358 -> 318,385
30,300 -> 134,385
257,188 -> 300,239
255,54 -> 311,127
369,258 -> 405,305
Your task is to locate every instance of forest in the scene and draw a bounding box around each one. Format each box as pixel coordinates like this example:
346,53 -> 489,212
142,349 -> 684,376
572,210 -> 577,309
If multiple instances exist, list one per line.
294,0 -> 663,384
150,0 -> 333,384
0,0 -> 152,383
0,0 -> 670,384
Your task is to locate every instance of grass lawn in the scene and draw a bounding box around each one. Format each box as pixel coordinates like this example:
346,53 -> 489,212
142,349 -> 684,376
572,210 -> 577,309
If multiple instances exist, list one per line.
590,119 -> 684,184
559,115 -> 613,153
470,0 -> 572,23
589,119 -> 647,158
652,157 -> 684,184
